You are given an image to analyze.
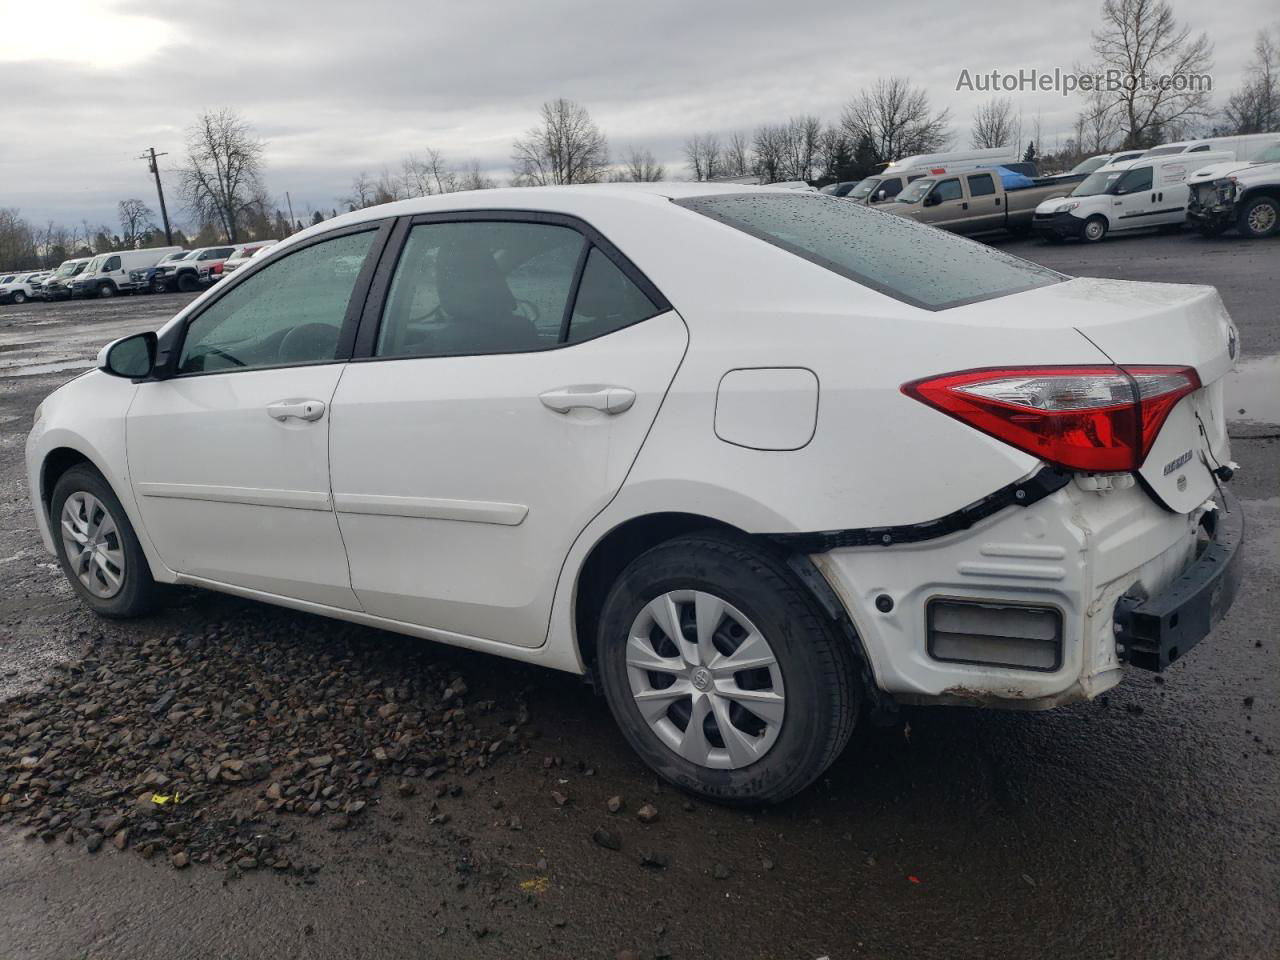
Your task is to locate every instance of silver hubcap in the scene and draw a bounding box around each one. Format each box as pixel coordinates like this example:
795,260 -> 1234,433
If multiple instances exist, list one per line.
1085,221 -> 1104,240
59,492 -> 125,599
1247,204 -> 1276,234
626,590 -> 785,770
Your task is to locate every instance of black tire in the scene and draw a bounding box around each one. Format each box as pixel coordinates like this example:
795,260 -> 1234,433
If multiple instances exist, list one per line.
1237,196 -> 1280,239
11,290 -> 26,304
151,277 -> 168,294
596,533 -> 860,804
50,465 -> 163,618
97,282 -> 116,299
176,271 -> 199,293
1081,215 -> 1108,243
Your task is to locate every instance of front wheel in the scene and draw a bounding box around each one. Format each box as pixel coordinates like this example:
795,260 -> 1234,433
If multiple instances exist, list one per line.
50,465 -> 163,618
597,533 -> 859,804
97,282 -> 116,299
11,290 -> 26,304
1082,215 -> 1108,243
1238,196 -> 1279,239
176,272 -> 200,293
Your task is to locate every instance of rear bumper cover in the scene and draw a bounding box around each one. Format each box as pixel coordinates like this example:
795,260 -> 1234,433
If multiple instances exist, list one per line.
1113,491 -> 1244,671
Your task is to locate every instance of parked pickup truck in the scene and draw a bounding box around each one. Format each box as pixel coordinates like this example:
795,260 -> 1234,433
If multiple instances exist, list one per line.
879,167 -> 1085,237
1186,141 -> 1280,239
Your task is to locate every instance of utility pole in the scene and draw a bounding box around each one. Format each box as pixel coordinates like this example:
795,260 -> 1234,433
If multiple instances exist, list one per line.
285,191 -> 296,234
138,147 -> 173,246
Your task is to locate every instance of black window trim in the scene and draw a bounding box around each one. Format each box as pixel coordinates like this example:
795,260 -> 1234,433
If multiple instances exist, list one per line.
153,218 -> 395,381
674,193 -> 1066,312
348,208 -> 673,363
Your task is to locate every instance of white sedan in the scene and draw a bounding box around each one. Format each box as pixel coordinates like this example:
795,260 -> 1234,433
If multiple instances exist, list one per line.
26,184 -> 1245,802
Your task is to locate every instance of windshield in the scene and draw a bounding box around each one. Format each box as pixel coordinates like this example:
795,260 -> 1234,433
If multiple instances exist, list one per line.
896,179 -> 934,203
1069,155 -> 1110,176
85,256 -> 105,273
847,178 -> 881,200
1071,170 -> 1127,196
675,192 -> 1062,311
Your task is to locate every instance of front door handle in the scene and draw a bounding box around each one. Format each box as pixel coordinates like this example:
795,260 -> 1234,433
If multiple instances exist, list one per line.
267,399 -> 326,422
539,386 -> 636,415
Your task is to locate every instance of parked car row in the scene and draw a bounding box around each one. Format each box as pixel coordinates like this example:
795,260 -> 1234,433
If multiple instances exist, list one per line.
0,240 -> 280,307
826,133 -> 1280,244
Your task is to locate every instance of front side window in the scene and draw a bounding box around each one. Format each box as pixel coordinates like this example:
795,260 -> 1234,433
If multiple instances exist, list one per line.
676,192 -> 1063,311
104,256 -> 121,271
376,221 -> 584,359
967,174 -> 996,196
177,230 -> 375,374
933,179 -> 963,203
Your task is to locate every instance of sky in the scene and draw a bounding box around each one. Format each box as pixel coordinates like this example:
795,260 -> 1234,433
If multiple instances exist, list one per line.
0,0 -> 1272,232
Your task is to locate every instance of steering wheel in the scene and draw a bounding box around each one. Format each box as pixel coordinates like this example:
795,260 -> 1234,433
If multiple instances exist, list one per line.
278,323 -> 340,364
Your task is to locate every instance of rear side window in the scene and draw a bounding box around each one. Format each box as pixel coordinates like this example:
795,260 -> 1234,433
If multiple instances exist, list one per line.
567,249 -> 660,344
675,192 -> 1063,311
968,174 -> 996,196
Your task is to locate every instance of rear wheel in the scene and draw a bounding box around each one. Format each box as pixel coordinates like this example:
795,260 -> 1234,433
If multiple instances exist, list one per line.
1082,215 -> 1108,243
596,533 -> 859,804
51,465 -> 163,618
1238,196 -> 1279,239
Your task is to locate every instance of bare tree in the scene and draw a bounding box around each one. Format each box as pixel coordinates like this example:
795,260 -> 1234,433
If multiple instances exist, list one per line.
1076,87 -> 1123,153
683,133 -> 723,181
1088,0 -> 1214,148
342,171 -> 376,211
1224,28 -> 1279,134
116,199 -> 155,248
723,132 -> 751,177
840,77 -> 952,163
511,99 -> 609,186
970,97 -> 1017,148
615,147 -> 665,182
458,160 -> 496,192
402,147 -> 460,196
752,124 -> 788,182
783,115 -> 823,181
179,108 -> 267,243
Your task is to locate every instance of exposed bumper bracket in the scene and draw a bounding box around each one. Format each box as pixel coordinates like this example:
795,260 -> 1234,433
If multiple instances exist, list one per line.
1113,491 -> 1245,672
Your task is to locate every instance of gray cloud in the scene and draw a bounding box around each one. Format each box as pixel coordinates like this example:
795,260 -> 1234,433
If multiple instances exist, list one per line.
1,0 -> 1270,229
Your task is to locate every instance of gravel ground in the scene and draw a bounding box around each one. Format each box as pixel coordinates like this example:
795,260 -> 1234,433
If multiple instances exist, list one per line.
1,234 -> 1278,960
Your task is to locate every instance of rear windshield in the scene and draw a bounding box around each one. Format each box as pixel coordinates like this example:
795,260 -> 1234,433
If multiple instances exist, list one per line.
675,192 -> 1063,311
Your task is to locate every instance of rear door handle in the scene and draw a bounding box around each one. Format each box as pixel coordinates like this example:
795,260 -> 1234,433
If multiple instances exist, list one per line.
267,399 -> 326,422
539,386 -> 636,415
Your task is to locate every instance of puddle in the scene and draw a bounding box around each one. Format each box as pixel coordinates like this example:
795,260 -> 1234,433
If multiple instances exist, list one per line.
0,359 -> 94,378
1225,355 -> 1280,427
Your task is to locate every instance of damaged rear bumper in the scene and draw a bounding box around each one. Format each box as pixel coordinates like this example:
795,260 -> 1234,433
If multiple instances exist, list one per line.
1112,491 -> 1244,671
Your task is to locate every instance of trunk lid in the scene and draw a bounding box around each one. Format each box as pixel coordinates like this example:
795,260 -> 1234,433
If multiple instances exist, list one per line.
1039,277 -> 1235,513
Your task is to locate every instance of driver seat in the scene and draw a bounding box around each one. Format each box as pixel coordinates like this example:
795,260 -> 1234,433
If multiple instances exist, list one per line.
435,239 -> 539,353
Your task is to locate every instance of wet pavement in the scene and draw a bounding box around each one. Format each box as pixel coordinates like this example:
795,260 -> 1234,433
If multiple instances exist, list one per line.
1,235 -> 1278,960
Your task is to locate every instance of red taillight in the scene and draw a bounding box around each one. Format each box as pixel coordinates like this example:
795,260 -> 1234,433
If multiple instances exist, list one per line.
212,262 -> 223,274
902,365 -> 1200,472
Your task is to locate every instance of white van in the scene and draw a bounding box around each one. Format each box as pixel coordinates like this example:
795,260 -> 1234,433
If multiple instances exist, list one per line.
1032,151 -> 1233,242
1140,133 -> 1280,162
70,246 -> 183,299
845,146 -> 1020,205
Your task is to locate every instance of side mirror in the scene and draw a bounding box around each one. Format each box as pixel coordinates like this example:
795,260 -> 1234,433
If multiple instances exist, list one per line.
98,331 -> 157,379
923,192 -> 941,207
875,189 -> 886,201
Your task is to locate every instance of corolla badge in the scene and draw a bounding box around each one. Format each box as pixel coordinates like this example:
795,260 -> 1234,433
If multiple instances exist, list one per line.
1164,450 -> 1194,475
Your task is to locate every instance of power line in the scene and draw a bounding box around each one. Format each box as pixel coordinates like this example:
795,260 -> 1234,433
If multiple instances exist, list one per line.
137,148 -> 174,246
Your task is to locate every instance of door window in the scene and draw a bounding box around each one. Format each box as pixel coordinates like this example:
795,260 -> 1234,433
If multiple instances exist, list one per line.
879,178 -> 904,198
104,255 -> 121,271
967,174 -> 996,197
1117,167 -> 1153,193
375,221 -> 584,359
176,229 -> 376,374
933,179 -> 963,203
566,248 -> 661,344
